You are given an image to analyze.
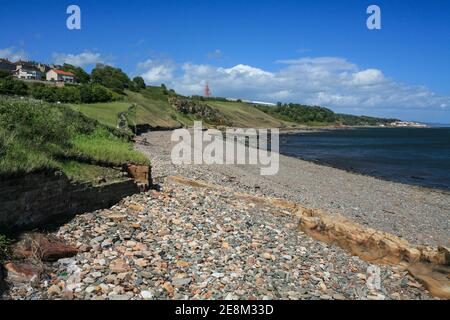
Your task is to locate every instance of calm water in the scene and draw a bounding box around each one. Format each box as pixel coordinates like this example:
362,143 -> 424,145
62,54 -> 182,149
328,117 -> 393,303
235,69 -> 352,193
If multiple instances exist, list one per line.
279,128 -> 450,190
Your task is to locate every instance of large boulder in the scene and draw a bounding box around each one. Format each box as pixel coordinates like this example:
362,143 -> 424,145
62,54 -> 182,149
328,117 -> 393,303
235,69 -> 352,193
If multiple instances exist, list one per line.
4,262 -> 42,285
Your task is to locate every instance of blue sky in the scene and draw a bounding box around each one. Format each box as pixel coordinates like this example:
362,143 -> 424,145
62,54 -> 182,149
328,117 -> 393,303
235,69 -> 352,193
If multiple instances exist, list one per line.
1,0 -> 449,122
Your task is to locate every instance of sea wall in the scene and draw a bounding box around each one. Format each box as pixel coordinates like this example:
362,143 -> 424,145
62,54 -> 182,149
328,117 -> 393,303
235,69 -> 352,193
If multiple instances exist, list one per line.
0,171 -> 142,235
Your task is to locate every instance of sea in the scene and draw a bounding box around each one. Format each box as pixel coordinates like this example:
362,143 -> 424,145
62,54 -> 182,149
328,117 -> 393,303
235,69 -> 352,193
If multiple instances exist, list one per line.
279,127 -> 450,190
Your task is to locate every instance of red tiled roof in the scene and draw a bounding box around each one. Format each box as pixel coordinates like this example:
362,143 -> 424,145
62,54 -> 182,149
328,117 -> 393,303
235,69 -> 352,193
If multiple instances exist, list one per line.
53,69 -> 75,77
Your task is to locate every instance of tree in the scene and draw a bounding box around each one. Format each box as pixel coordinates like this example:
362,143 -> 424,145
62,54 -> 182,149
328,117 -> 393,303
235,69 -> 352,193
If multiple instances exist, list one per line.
132,76 -> 146,90
91,64 -> 131,94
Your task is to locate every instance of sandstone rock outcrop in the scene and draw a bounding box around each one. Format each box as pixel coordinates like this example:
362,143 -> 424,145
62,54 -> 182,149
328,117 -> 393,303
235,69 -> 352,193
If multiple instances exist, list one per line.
295,208 -> 450,299
4,262 -> 42,284
168,97 -> 229,125
126,164 -> 152,191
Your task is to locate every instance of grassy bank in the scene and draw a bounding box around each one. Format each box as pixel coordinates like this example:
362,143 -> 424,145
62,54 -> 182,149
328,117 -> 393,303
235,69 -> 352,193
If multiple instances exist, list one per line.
0,96 -> 149,182
66,87 -> 192,131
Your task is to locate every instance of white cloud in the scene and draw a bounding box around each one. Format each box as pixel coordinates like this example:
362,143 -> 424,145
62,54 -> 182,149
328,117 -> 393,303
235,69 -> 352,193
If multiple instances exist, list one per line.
0,47 -> 27,61
350,69 -> 385,86
138,56 -> 449,116
221,64 -> 273,78
137,59 -> 176,84
52,51 -> 106,67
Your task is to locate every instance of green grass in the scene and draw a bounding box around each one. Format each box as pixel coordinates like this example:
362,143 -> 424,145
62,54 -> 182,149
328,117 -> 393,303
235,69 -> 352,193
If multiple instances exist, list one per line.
126,89 -> 185,127
67,88 -> 190,129
0,96 -> 149,180
70,128 -> 150,166
60,161 -> 125,185
67,102 -> 131,128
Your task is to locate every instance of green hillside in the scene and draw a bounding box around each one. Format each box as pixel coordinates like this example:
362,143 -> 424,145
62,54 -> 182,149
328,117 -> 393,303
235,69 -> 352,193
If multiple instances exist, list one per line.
125,88 -> 186,128
204,100 -> 288,128
67,102 -> 131,128
62,92 -> 396,131
64,87 -> 292,131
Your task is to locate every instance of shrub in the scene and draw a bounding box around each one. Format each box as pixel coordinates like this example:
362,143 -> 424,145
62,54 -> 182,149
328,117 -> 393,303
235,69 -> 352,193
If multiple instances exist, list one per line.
29,82 -> 115,104
0,71 -> 11,79
0,77 -> 28,96
30,84 -> 60,102
56,85 -> 81,103
91,84 -> 113,102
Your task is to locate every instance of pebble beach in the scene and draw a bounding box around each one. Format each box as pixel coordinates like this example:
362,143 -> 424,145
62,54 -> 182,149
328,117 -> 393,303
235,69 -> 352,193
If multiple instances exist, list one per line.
4,130 -> 449,300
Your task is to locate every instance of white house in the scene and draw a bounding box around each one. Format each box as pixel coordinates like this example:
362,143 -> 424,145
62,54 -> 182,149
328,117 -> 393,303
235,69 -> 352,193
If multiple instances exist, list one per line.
13,61 -> 42,80
46,69 -> 75,83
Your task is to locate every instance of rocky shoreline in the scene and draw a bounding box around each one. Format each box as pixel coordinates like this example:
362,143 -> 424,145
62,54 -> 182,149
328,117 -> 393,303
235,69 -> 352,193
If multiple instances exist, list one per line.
1,179 -> 435,300
137,131 -> 449,248
2,130 -> 448,300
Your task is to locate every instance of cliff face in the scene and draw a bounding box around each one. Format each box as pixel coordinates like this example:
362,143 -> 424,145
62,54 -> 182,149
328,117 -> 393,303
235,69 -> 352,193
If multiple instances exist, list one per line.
168,97 -> 230,126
